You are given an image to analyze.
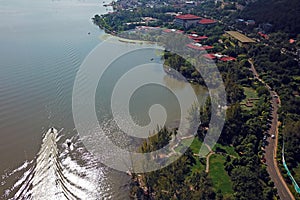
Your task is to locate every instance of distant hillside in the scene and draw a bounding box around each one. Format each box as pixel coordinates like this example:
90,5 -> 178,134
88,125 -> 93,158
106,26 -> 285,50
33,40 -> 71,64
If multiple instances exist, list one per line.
240,0 -> 300,36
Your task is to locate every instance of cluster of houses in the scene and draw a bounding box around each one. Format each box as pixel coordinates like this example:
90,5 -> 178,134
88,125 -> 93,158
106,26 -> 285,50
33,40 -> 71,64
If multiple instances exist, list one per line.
133,13 -> 259,63
235,19 -> 273,41
113,0 -> 202,11
202,53 -> 237,62
235,18 -> 256,26
125,13 -> 218,29
113,0 -> 169,10
135,27 -> 238,63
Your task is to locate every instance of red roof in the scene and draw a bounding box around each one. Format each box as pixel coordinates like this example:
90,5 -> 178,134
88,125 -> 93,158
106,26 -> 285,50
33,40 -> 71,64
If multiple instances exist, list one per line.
176,30 -> 185,34
186,43 -> 213,51
188,35 -> 208,40
199,18 -> 217,24
192,39 -> 201,43
289,39 -> 295,44
220,56 -> 236,62
203,54 -> 216,60
163,29 -> 172,33
258,32 -> 269,40
175,14 -> 201,20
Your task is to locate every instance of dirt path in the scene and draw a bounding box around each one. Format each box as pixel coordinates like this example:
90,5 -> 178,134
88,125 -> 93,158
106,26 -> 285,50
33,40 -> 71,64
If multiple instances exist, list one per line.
204,144 -> 214,173
205,151 -> 215,173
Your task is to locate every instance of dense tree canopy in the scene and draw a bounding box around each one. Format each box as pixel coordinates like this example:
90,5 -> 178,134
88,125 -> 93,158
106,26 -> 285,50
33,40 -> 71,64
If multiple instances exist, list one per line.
282,120 -> 300,170
240,0 -> 300,36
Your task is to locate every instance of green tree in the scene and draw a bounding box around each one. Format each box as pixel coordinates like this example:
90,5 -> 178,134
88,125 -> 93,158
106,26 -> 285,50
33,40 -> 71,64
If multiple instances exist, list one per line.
231,166 -> 263,200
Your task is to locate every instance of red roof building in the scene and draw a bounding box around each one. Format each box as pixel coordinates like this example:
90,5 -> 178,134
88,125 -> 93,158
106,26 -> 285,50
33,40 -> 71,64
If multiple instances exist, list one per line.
186,43 -> 213,51
220,56 -> 236,62
163,29 -> 172,33
258,32 -> 269,40
202,54 -> 216,60
199,18 -> 217,25
289,39 -> 296,44
176,30 -> 185,34
175,14 -> 201,20
188,35 -> 208,41
174,14 -> 201,29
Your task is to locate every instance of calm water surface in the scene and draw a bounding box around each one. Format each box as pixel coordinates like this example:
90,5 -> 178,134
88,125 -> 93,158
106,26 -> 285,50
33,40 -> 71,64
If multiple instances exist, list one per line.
0,0 -> 207,199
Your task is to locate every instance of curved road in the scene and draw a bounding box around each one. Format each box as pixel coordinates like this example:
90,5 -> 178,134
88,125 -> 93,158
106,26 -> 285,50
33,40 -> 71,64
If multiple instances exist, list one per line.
249,59 -> 295,200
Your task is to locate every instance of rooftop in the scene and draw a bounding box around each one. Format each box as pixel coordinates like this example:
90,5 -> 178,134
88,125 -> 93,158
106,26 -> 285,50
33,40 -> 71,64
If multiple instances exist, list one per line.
199,18 -> 217,25
225,31 -> 256,43
258,32 -> 269,40
202,54 -> 216,60
175,14 -> 201,20
186,43 -> 213,51
220,56 -> 236,62
188,34 -> 208,40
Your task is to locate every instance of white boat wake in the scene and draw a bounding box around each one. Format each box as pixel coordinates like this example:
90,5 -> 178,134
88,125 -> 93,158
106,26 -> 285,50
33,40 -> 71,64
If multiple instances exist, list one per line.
1,128 -> 112,200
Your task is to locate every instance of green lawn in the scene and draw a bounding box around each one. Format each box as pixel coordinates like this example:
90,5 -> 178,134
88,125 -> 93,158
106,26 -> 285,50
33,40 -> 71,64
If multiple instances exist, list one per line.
174,144 -> 183,153
174,137 -> 203,154
209,154 -> 233,195
174,137 -> 194,153
189,138 -> 203,154
292,76 -> 300,81
243,87 -> 258,99
175,137 -> 212,156
241,87 -> 259,110
174,137 -> 206,178
213,143 -> 239,157
174,138 -> 235,197
175,138 -> 237,157
191,158 -> 205,173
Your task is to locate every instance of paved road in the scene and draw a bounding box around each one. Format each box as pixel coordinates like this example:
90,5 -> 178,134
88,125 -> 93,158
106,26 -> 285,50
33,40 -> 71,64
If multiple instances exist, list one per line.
249,59 -> 295,200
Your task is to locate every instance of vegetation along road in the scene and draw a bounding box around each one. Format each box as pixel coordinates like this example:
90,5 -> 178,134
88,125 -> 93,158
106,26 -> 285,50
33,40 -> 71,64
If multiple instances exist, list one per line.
249,59 -> 295,200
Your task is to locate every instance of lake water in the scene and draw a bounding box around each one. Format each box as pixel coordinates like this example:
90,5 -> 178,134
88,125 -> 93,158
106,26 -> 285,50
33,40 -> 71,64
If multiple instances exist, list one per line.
0,0 -> 207,199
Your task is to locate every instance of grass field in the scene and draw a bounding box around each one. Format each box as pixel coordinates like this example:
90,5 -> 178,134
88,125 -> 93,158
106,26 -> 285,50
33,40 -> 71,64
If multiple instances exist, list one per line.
189,138 -> 203,154
209,154 -> 233,195
243,87 -> 258,99
213,143 -> 239,157
174,137 -> 201,153
191,158 -> 206,173
174,137 -> 211,155
174,137 -> 194,153
175,137 -> 238,158
174,137 -> 235,197
174,137 -> 206,179
293,76 -> 300,81
241,87 -> 259,110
